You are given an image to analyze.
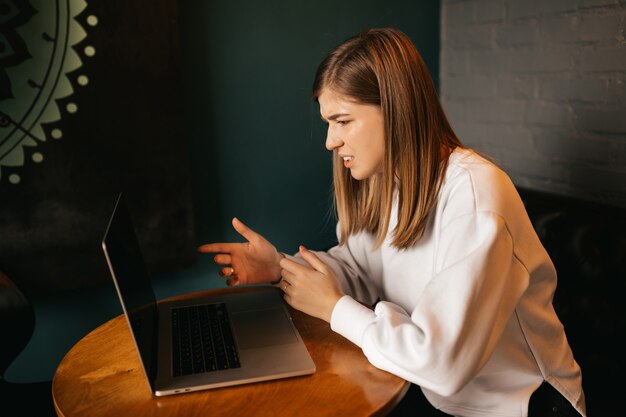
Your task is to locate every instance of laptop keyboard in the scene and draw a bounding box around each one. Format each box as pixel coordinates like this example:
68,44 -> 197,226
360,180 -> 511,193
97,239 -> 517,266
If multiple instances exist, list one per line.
171,303 -> 241,376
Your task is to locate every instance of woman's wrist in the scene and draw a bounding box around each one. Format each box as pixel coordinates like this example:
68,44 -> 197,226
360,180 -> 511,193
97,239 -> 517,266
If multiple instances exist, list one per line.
270,252 -> 286,285
323,293 -> 344,323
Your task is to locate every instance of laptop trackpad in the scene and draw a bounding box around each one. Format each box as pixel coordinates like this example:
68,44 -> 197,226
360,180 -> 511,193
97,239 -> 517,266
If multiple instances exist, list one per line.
232,308 -> 298,349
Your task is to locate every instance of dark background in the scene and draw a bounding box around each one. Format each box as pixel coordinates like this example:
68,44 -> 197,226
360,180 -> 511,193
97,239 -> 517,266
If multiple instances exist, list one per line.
1,0 -> 440,382
0,0 -> 196,294
180,0 -> 441,254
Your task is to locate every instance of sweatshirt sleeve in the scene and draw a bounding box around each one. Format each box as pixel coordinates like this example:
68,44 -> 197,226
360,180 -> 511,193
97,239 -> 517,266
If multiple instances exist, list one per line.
330,212 -> 530,397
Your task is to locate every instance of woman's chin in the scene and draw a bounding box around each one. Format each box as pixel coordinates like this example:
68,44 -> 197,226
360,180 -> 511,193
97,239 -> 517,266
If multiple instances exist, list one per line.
349,169 -> 371,181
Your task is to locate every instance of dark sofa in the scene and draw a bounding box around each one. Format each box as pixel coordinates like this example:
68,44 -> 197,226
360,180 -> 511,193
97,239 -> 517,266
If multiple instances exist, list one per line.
518,187 -> 626,417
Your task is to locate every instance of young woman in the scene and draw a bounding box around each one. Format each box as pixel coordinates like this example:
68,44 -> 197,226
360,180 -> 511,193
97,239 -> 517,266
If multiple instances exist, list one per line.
198,28 -> 586,417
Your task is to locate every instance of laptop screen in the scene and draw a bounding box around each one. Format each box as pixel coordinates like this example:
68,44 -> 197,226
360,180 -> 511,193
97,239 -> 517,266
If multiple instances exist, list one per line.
102,192 -> 158,386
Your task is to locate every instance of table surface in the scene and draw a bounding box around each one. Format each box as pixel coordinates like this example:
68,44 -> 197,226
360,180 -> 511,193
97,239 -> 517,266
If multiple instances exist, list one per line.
52,286 -> 409,417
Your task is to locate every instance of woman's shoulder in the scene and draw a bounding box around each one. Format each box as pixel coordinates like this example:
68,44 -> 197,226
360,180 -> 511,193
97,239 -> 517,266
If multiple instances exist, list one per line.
441,148 -> 522,216
447,148 -> 507,180
447,147 -> 513,186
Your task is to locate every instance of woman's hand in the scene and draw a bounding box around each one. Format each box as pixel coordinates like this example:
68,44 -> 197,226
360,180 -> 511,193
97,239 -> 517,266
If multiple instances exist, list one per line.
280,245 -> 345,323
197,217 -> 283,286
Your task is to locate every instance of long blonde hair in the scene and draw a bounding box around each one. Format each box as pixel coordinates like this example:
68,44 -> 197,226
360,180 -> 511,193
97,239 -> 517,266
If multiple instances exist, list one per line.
312,28 -> 463,249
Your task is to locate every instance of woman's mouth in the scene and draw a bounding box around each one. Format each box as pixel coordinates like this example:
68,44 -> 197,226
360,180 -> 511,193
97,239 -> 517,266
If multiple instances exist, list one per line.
342,155 -> 354,168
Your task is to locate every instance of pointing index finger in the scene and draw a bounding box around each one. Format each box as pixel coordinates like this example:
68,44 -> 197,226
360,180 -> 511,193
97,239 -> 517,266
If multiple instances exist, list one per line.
197,243 -> 235,254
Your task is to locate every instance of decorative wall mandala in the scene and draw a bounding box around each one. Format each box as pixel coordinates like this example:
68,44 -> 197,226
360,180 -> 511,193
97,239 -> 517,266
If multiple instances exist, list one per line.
0,0 -> 96,185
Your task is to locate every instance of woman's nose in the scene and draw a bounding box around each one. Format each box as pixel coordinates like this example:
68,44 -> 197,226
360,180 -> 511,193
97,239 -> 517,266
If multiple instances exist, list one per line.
325,128 -> 342,151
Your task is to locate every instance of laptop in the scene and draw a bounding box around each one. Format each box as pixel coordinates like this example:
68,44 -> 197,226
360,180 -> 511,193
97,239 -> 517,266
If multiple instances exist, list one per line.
101,192 -> 316,396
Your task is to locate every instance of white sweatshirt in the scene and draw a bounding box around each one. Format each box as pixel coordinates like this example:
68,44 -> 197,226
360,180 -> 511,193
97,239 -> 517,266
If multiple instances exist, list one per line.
292,148 -> 586,417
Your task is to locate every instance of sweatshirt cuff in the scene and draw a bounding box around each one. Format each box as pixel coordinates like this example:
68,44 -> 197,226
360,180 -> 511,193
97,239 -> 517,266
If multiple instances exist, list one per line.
330,295 -> 376,348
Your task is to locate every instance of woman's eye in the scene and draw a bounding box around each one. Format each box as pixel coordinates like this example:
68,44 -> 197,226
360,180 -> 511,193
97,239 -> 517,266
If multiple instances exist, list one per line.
336,120 -> 349,126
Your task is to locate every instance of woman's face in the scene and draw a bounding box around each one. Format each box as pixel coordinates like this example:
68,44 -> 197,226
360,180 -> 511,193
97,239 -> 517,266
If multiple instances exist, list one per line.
318,88 -> 385,180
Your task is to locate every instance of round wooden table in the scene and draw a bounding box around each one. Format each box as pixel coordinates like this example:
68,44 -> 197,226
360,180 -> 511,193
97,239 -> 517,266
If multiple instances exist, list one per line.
52,287 -> 409,417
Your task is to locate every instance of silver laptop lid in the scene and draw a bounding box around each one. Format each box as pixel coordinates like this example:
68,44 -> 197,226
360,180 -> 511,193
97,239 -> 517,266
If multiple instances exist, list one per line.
102,192 -> 158,390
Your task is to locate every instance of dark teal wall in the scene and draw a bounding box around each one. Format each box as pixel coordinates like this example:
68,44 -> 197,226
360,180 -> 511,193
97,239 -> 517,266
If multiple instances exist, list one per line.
180,0 -> 441,254
6,1 -> 441,384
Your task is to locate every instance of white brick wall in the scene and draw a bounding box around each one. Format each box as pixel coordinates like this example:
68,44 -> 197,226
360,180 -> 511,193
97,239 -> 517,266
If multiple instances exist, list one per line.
441,0 -> 626,207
